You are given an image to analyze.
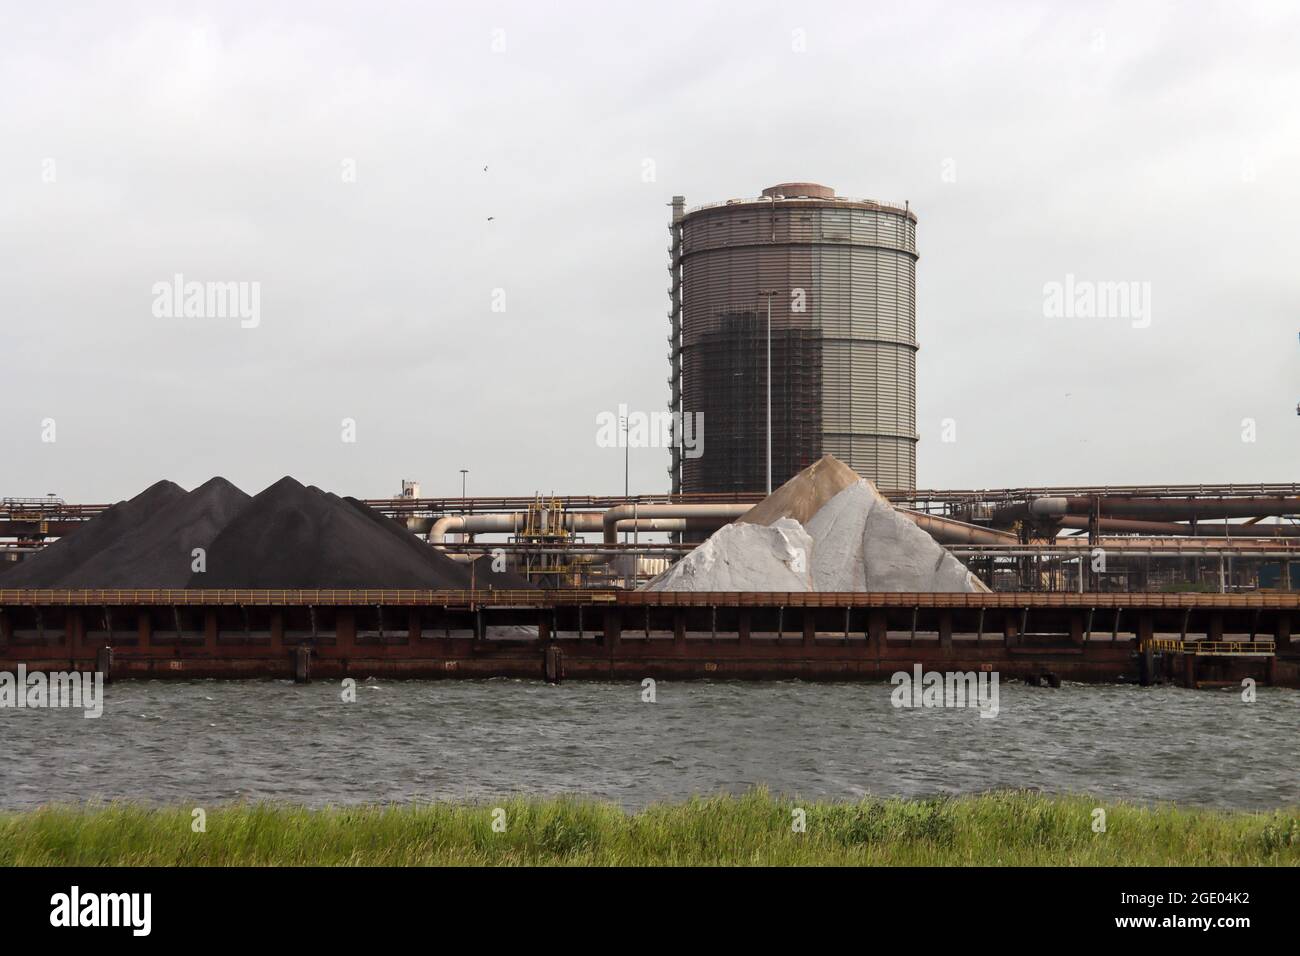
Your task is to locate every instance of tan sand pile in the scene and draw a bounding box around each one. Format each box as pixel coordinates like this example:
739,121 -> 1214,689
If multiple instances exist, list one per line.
737,455 -> 861,526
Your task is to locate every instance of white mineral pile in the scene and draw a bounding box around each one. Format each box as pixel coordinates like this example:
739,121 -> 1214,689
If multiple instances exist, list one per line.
644,517 -> 814,591
806,479 -> 986,591
644,455 -> 988,593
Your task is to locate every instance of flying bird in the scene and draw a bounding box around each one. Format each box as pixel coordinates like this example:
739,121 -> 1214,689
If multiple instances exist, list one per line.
487,216 -> 495,221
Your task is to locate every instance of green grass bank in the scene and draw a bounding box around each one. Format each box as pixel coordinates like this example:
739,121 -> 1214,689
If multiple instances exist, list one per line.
2,791 -> 1296,866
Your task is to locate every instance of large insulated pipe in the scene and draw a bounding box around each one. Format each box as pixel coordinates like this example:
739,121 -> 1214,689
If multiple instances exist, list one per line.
1016,536 -> 1300,551
601,503 -> 1017,546
602,504 -> 753,543
994,495 -> 1300,526
431,511 -> 741,545
435,505 -> 1288,553
1055,515 -> 1300,538
951,548 -> 1297,559
902,511 -> 1019,545
435,504 -> 1019,547
429,514 -> 522,542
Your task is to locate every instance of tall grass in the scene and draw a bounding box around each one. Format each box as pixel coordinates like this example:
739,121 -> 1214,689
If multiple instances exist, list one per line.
1,791 -> 1295,866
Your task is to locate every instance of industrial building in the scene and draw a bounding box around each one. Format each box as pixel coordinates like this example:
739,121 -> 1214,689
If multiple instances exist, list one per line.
2,180 -> 1297,688
668,183 -> 918,494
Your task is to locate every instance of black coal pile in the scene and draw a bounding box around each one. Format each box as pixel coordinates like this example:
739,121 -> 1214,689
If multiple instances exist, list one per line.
344,496 -> 532,589
2,475 -> 532,590
0,480 -> 188,587
467,555 -> 534,590
191,477 -> 472,589
340,496 -> 472,580
60,476 -> 251,588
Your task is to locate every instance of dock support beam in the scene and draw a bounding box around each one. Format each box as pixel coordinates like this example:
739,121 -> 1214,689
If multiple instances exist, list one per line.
1137,614 -> 1154,687
1003,611 -> 1019,649
293,645 -> 311,684
1069,612 -> 1084,646
95,645 -> 113,684
544,644 -> 564,684
867,610 -> 886,652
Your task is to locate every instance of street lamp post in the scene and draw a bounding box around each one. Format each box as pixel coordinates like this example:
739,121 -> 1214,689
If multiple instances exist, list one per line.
758,290 -> 779,494
620,413 -> 629,544
459,469 -> 469,541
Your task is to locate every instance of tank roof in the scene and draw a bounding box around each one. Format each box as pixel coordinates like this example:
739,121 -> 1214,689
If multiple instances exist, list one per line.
762,182 -> 834,199
683,187 -> 915,223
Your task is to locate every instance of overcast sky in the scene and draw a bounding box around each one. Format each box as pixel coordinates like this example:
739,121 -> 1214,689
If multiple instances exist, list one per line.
2,0 -> 1296,504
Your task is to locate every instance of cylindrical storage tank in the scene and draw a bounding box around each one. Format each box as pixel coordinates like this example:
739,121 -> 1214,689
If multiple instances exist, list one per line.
674,183 -> 918,493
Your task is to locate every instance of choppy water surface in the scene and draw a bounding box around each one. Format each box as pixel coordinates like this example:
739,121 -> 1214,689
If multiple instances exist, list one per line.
1,679 -> 1296,810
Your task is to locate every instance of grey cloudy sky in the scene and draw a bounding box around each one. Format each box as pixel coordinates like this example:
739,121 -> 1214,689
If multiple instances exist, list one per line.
2,0 -> 1297,504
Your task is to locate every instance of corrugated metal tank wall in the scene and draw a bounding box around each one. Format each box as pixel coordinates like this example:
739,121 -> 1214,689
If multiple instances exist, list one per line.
677,184 -> 918,492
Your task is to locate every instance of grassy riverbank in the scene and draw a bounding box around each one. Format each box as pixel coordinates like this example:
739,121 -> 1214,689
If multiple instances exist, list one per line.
2,791 -> 1296,866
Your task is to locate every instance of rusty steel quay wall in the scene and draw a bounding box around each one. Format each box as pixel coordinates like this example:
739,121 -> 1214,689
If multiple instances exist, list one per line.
1,590 -> 1295,688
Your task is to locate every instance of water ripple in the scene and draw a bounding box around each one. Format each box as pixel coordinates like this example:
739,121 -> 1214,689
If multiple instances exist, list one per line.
0,679 -> 1296,810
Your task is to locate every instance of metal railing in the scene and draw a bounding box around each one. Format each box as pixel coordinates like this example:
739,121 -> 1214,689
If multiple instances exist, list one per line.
3,588 -> 1299,608
685,196 -> 913,215
0,589 -> 619,606
1149,637 -> 1276,656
